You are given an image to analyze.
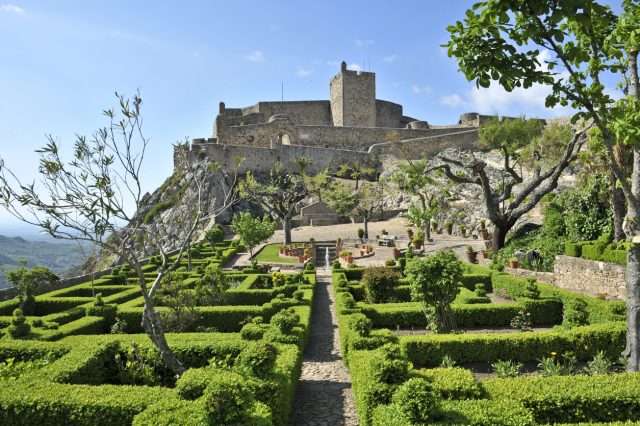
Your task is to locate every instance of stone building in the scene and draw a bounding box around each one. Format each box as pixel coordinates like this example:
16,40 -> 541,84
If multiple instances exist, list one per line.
175,62 -> 520,175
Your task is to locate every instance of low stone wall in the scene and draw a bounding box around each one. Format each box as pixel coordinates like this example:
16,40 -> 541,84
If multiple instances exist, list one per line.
553,255 -> 626,299
502,267 -> 556,284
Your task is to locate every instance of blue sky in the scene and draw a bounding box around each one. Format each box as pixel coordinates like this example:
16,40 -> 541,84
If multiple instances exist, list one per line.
0,1 -> 623,233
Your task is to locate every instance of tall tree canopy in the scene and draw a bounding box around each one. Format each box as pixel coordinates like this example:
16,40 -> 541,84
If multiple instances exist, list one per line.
447,0 -> 640,370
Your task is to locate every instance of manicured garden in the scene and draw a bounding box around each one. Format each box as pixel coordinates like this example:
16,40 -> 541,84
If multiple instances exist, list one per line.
332,253 -> 634,425
0,239 -> 316,425
254,243 -> 302,264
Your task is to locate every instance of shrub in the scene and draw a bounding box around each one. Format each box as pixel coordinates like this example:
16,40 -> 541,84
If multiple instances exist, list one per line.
7,309 -> 31,338
405,251 -> 463,333
240,323 -> 267,341
522,277 -> 540,299
358,228 -> 365,238
492,359 -> 522,378
474,283 -> 487,297
370,357 -> 411,385
362,267 -> 401,303
305,261 -> 315,271
85,293 -> 118,332
269,308 -> 299,334
563,298 -> 589,328
349,313 -> 373,337
205,224 -> 225,247
236,342 -> 278,378
391,377 -> 441,423
202,371 -> 255,425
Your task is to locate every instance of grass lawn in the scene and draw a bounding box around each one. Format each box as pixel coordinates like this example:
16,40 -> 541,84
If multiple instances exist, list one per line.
254,243 -> 300,264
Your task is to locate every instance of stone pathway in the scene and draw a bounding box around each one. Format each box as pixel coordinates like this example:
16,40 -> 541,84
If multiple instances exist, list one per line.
288,269 -> 358,426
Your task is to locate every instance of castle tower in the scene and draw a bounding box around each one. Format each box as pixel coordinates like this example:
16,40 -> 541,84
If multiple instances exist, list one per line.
330,61 -> 376,127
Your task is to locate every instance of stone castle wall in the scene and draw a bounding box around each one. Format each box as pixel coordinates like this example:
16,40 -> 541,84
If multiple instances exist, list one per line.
370,129 -> 479,158
214,122 -> 471,152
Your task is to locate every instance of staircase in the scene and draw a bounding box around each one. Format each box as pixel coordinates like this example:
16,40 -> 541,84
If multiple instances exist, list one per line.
314,243 -> 336,268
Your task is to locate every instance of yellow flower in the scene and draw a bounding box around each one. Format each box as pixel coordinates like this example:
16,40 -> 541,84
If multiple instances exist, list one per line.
550,352 -> 557,356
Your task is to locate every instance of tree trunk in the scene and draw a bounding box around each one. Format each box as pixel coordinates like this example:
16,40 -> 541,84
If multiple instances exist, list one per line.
424,221 -> 431,243
625,246 -> 640,372
282,219 -> 292,245
611,171 -> 626,242
491,222 -> 509,254
363,216 -> 369,239
142,301 -> 186,376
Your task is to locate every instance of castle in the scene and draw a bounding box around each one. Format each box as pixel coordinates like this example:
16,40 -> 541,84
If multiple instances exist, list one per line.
174,62 -> 494,174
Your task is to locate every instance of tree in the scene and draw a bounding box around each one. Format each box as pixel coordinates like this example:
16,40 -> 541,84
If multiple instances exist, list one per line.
430,118 -> 585,253
229,211 -> 276,259
204,224 -> 225,247
7,263 -> 59,315
392,160 -> 449,242
325,181 -> 381,239
0,92 -> 238,376
405,251 -> 462,333
446,0 -> 640,369
239,162 -> 307,245
303,168 -> 333,202
336,161 -> 376,190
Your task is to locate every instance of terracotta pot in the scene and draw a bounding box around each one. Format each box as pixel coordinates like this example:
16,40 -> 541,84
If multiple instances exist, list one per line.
463,251 -> 478,264
481,250 -> 489,259
298,256 -> 305,263
360,250 -> 366,256
346,256 -> 353,264
479,229 -> 490,240
392,248 -> 401,260
446,227 -> 453,235
509,260 -> 519,269
413,242 -> 423,250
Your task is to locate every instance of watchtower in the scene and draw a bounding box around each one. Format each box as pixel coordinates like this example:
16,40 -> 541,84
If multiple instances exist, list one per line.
330,61 -> 376,127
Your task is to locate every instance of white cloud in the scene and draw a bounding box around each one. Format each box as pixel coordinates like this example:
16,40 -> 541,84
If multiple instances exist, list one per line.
296,67 -> 312,77
383,54 -> 398,63
244,50 -> 264,62
326,60 -> 341,66
0,4 -> 24,14
411,85 -> 433,94
440,94 -> 466,108
348,63 -> 362,72
355,39 -> 374,47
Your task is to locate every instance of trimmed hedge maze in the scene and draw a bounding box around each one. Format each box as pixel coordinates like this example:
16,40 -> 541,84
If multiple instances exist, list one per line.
0,240 -> 316,425
332,263 -> 636,425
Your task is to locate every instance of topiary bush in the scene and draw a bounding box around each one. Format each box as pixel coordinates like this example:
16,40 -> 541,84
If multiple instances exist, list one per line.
202,371 -> 255,424
349,313 -> 373,337
391,377 -> 441,424
563,298 -> 589,328
236,342 -> 278,379
7,308 -> 31,338
362,266 -> 401,304
269,308 -> 299,334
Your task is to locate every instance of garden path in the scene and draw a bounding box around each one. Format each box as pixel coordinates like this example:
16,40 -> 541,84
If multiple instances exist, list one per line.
288,268 -> 359,426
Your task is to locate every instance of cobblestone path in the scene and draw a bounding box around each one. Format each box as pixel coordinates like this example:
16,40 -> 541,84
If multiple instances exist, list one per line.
288,269 -> 358,426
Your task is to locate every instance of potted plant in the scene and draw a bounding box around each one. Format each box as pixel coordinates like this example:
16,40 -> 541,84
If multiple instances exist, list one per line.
367,245 -> 373,254
336,238 -> 342,248
406,228 -> 414,240
431,219 -> 438,232
413,230 -> 425,249
480,248 -> 489,259
298,255 -> 305,263
509,257 -> 519,269
385,258 -> 396,266
445,221 -> 453,235
381,229 -> 388,236
357,228 -> 365,239
392,247 -> 401,260
304,248 -> 310,259
460,225 -> 467,238
346,254 -> 354,265
479,220 -> 490,240
463,245 -> 478,263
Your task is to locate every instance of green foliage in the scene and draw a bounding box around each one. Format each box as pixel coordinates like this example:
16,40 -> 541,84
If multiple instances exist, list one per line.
492,359 -> 522,378
236,342 -> 278,378
405,251 -> 462,333
195,264 -> 227,306
204,224 -> 225,247
7,265 -> 59,314
510,309 -> 533,332
538,352 -> 576,377
563,298 -> 589,328
114,342 -> 161,386
7,308 -> 31,338
202,371 -> 255,425
155,272 -> 200,332
585,350 -> 614,375
348,313 -> 373,337
391,377 -> 441,424
269,308 -> 299,334
362,266 -> 401,304
230,212 -> 276,258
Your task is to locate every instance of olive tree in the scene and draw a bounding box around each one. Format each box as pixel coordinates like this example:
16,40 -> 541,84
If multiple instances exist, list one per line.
0,92 -> 238,376
446,0 -> 640,370
239,162 -> 307,245
429,117 -> 585,253
7,263 -> 59,315
229,211 -> 276,259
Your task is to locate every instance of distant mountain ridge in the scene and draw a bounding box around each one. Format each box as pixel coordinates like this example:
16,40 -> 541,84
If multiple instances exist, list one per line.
0,234 -> 86,289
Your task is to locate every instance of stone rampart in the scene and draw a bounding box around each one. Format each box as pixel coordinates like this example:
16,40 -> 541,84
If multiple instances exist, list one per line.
369,129 -> 479,158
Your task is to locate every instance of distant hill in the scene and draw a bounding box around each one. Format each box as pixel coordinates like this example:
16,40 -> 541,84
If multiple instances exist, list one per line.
0,235 -> 87,289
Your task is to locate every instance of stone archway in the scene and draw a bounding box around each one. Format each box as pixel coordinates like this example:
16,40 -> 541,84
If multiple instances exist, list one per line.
279,132 -> 292,145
